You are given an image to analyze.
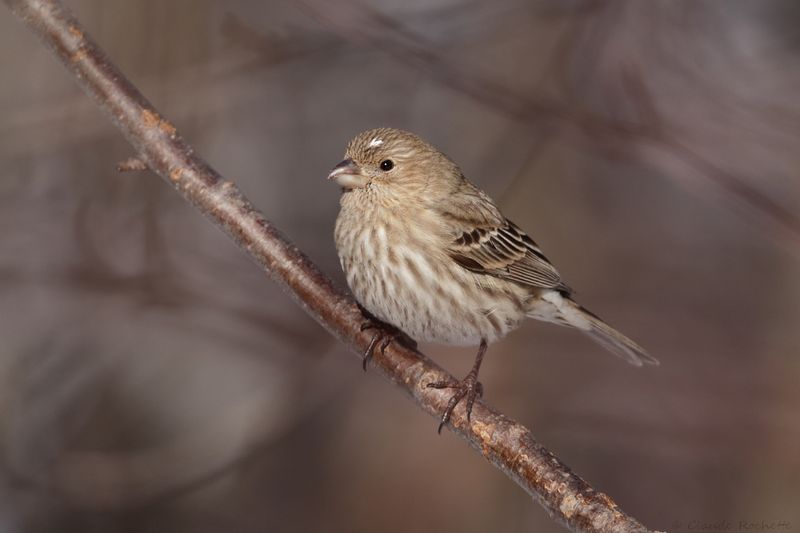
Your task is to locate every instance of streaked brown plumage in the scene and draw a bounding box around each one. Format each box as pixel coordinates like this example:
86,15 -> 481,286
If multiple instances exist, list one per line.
328,128 -> 657,431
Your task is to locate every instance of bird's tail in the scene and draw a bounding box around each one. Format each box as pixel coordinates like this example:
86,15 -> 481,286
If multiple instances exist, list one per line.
529,292 -> 659,367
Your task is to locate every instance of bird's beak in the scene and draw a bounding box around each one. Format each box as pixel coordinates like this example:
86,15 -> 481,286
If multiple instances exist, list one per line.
327,158 -> 367,189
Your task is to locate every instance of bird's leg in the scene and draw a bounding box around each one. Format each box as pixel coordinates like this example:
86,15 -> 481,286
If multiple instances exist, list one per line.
427,339 -> 487,434
359,319 -> 416,371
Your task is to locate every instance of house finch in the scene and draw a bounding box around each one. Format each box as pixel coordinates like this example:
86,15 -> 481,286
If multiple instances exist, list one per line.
329,128 -> 657,432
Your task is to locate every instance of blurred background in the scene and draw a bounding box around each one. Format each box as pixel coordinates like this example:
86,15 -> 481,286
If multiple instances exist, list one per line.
1,1 -> 799,531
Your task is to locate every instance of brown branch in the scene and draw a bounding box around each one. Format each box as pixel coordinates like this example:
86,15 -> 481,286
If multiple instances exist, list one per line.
3,1 -> 655,531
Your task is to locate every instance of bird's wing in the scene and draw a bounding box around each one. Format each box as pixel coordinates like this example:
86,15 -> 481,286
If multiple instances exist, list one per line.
436,184 -> 571,293
447,221 -> 571,293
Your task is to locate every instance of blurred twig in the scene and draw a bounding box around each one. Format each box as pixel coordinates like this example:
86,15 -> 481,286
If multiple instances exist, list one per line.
4,1 -> 654,531
301,0 -> 800,252
116,156 -> 148,172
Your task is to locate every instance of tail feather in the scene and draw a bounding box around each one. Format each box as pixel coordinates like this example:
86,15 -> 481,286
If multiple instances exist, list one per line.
579,306 -> 658,366
530,292 -> 659,366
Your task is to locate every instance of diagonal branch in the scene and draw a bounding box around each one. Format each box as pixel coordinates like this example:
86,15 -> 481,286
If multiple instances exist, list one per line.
3,1 -> 655,531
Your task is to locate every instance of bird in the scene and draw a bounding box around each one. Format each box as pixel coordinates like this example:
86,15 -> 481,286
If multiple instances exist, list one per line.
328,127 -> 657,432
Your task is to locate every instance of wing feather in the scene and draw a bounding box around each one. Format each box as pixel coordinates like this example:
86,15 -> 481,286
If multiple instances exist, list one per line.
432,178 -> 571,293
448,221 -> 571,293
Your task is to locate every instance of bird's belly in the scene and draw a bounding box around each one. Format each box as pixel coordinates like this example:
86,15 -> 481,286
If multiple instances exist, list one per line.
337,225 -> 526,345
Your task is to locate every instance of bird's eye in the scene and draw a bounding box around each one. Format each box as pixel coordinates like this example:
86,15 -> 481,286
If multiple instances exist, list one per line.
379,159 -> 394,171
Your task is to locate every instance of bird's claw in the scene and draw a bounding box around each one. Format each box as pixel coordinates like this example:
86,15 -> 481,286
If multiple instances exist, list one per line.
360,321 -> 400,371
427,376 -> 484,434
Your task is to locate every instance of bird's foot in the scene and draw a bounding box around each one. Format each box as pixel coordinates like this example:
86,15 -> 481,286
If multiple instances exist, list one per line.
359,321 -> 414,371
427,374 -> 484,434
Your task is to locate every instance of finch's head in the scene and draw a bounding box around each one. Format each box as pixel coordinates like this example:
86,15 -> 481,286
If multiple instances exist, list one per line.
327,128 -> 461,193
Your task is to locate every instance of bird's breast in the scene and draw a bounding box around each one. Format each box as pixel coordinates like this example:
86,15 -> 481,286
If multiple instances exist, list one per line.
334,204 -> 528,345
